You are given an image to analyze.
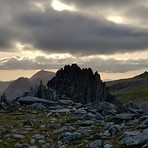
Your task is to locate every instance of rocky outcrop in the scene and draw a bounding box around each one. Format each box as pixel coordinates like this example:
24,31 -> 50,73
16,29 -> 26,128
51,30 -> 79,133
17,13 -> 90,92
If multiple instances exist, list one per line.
0,93 -> 9,108
25,64 -> 112,104
26,81 -> 57,101
47,64 -> 111,104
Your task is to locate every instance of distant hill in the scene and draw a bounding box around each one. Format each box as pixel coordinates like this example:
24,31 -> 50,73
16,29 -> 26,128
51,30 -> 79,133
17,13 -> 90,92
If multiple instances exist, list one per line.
133,71 -> 148,79
0,81 -> 12,94
3,77 -> 33,100
0,70 -> 55,100
30,70 -> 55,85
107,71 -> 148,104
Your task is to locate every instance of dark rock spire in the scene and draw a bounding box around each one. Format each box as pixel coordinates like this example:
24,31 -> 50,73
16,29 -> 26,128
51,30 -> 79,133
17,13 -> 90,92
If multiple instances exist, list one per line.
47,64 -> 111,104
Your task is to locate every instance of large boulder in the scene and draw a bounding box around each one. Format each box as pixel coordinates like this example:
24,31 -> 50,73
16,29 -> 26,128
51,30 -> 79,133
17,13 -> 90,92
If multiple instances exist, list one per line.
121,128 -> 148,147
18,96 -> 58,106
47,64 -> 111,104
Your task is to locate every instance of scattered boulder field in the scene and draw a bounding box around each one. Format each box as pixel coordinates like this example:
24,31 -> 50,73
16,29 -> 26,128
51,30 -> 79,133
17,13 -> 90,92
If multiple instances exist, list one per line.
0,100 -> 148,148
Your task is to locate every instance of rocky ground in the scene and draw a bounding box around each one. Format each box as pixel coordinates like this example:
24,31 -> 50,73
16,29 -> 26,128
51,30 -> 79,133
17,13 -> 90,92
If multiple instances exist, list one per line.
0,101 -> 148,148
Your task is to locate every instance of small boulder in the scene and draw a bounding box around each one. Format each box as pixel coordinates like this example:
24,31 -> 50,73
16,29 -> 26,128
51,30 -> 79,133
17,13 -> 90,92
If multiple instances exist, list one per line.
114,113 -> 136,120
32,134 -> 44,140
104,144 -> 112,148
32,103 -> 46,110
13,134 -> 25,139
87,140 -> 103,148
62,133 -> 81,143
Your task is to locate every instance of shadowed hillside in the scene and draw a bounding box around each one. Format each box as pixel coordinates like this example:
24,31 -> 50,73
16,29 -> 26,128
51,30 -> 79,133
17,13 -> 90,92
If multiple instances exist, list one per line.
0,70 -> 55,100
0,81 -> 12,94
30,70 -> 55,85
107,71 -> 148,104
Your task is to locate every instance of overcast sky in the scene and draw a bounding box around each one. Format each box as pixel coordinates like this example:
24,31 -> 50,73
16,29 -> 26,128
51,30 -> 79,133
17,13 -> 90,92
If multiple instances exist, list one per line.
0,0 -> 148,81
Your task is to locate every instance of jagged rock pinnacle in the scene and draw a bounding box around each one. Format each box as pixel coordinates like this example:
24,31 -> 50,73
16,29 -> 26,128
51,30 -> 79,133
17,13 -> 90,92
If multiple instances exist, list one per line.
47,64 -> 111,104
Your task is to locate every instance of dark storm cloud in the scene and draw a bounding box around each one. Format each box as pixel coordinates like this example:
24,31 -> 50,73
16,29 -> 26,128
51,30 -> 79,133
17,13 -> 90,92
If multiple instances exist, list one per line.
0,0 -> 148,55
0,56 -> 147,73
0,56 -> 66,70
82,58 -> 148,73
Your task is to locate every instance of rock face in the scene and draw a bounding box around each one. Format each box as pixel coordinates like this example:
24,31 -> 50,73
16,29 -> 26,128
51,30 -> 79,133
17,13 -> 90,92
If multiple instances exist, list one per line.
0,93 -> 9,108
47,64 -> 111,104
26,81 -> 57,101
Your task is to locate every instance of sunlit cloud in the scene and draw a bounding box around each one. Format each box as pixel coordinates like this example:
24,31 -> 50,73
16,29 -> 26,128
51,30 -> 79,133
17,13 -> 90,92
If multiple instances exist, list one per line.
107,16 -> 124,24
0,0 -> 148,81
51,0 -> 76,11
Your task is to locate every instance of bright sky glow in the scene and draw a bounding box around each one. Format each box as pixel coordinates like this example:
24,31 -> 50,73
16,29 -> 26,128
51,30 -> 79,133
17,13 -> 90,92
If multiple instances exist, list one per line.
107,16 -> 124,24
0,0 -> 148,81
51,0 -> 76,11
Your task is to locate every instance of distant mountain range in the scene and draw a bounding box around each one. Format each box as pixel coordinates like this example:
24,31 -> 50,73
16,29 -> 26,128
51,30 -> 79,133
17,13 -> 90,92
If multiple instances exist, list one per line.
107,71 -> 148,104
0,69 -> 148,104
0,70 -> 55,100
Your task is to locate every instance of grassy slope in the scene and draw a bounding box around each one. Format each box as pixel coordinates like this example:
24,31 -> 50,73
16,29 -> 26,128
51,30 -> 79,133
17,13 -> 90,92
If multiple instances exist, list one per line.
110,85 -> 148,104
107,71 -> 148,104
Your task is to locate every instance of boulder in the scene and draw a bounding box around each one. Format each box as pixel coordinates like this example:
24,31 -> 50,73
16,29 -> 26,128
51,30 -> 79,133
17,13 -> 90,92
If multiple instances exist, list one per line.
62,133 -> 81,143
121,128 -> 148,146
18,96 -> 58,106
13,134 -> 25,139
31,103 -> 46,110
87,140 -> 103,148
138,118 -> 148,129
114,113 -> 136,121
104,144 -> 112,148
32,134 -> 44,140
105,123 -> 123,135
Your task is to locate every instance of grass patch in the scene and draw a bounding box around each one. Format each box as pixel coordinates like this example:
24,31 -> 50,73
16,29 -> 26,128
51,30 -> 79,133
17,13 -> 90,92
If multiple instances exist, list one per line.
111,85 -> 148,104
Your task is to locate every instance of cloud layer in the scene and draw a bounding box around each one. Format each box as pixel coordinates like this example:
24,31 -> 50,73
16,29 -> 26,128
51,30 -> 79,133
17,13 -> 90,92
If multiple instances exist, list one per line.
0,55 -> 147,73
0,0 -> 148,75
0,0 -> 148,55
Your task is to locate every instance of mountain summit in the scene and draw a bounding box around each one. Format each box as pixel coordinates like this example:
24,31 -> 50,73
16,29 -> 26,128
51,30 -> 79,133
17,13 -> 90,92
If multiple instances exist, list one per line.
133,71 -> 148,79
30,70 -> 55,85
3,77 -> 33,100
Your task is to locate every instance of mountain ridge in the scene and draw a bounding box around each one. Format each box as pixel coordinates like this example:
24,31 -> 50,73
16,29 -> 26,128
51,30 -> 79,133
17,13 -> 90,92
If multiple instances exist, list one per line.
30,70 -> 55,85
0,70 -> 55,100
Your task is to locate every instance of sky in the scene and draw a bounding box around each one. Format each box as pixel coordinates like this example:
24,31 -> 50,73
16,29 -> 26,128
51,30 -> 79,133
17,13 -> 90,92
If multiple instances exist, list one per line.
0,0 -> 148,81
